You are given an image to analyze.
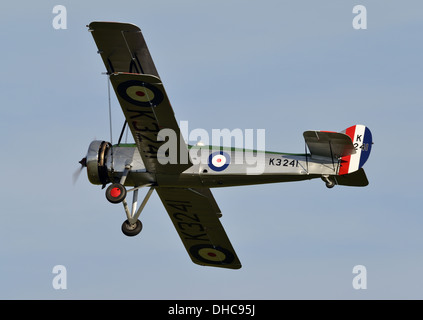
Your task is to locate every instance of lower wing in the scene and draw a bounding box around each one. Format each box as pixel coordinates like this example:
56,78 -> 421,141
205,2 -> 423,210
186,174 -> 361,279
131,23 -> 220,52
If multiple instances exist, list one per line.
156,187 -> 242,269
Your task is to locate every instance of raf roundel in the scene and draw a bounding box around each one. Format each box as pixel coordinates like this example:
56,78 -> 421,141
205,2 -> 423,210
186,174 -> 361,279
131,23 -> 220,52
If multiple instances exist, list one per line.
208,151 -> 230,172
189,244 -> 235,265
117,79 -> 164,107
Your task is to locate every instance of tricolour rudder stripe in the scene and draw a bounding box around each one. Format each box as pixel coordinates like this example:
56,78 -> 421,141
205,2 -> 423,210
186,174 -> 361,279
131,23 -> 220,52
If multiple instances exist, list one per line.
339,125 -> 372,175
359,126 -> 372,168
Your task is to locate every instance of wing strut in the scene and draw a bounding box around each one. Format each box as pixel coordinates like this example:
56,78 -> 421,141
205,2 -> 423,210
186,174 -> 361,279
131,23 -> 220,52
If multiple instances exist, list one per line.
117,120 -> 128,145
106,74 -> 115,174
328,140 -> 336,172
304,141 -> 309,173
121,30 -> 144,74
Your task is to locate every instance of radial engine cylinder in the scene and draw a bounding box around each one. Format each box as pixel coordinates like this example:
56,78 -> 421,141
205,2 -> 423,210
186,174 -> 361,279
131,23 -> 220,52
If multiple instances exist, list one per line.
85,140 -> 112,185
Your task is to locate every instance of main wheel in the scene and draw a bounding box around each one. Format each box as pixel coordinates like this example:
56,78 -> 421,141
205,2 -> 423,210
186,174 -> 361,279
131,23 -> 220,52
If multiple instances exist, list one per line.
325,180 -> 335,189
105,183 -> 127,204
121,219 -> 143,237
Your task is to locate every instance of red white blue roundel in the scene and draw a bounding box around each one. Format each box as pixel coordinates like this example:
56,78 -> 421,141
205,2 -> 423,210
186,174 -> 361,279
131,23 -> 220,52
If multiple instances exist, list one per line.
208,151 -> 230,172
116,80 -> 163,107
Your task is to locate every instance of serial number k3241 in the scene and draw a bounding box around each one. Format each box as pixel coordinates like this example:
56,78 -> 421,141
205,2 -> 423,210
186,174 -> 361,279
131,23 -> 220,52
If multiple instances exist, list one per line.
268,158 -> 299,167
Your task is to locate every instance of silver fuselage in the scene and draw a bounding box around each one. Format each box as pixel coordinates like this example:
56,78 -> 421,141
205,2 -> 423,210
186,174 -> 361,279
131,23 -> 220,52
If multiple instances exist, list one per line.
87,142 -> 338,188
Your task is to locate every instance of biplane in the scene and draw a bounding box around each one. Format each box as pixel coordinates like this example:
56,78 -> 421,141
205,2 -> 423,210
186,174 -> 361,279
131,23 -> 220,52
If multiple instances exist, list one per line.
78,21 -> 373,269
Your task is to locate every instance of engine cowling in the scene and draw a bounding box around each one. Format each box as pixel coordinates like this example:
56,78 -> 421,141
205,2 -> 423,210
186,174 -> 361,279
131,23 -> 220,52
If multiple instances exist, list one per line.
85,140 -> 112,185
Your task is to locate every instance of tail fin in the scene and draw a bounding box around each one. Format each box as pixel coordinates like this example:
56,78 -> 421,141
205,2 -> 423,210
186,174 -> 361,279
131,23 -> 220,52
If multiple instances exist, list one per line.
338,125 -> 372,175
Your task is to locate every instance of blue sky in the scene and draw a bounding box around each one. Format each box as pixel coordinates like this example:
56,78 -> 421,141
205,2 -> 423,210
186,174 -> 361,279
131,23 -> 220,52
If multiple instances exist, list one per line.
1,0 -> 423,299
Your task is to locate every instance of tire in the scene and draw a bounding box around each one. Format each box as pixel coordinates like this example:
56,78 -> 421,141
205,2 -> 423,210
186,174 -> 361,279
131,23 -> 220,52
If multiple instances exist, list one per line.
325,180 -> 335,189
105,183 -> 127,204
121,220 -> 143,237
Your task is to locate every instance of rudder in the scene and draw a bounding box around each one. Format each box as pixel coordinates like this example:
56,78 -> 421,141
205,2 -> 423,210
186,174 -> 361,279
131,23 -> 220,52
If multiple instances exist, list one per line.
338,125 -> 372,175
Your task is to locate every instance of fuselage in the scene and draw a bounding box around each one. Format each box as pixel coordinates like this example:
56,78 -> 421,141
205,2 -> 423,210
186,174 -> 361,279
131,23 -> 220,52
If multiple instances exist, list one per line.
86,141 -> 338,188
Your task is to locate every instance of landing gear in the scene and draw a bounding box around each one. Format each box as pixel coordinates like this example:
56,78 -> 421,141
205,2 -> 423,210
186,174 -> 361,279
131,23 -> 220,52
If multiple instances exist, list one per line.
104,163 -> 154,237
120,185 -> 154,237
322,175 -> 336,189
121,219 -> 143,237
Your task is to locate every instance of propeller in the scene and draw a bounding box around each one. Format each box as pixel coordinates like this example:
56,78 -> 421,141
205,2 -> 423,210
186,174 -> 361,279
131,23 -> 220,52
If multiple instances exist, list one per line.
73,157 -> 87,185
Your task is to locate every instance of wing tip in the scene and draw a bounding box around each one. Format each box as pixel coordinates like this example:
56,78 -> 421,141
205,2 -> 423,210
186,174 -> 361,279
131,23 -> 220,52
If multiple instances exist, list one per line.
193,260 -> 242,270
87,21 -> 141,32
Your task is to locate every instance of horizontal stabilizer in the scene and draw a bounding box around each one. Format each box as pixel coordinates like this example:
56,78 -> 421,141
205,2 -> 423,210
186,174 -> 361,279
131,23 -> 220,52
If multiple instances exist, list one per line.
303,131 -> 356,159
335,168 -> 368,187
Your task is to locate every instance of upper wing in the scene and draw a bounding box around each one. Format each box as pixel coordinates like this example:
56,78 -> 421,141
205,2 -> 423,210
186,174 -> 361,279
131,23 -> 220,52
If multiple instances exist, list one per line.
89,21 -> 192,174
303,131 -> 356,159
156,187 -> 242,269
88,21 -> 159,77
